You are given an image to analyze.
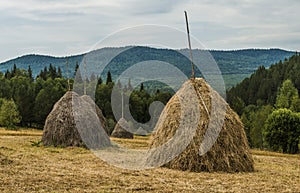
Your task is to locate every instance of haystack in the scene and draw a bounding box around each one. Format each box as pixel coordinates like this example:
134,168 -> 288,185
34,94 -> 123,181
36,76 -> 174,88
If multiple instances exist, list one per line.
111,118 -> 133,139
80,95 -> 109,135
42,91 -> 111,149
148,78 -> 254,172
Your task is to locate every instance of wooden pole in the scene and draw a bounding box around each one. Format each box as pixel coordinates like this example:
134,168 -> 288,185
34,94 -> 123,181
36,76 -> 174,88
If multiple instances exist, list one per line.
184,11 -> 195,79
66,59 -> 70,91
83,58 -> 87,95
121,91 -> 124,119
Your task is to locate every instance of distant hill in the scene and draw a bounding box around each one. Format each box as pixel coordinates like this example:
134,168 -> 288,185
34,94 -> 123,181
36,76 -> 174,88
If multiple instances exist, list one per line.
0,47 -> 294,88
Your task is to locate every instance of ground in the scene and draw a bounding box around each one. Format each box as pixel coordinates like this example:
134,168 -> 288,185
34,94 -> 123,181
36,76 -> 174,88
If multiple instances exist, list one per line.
0,128 -> 299,193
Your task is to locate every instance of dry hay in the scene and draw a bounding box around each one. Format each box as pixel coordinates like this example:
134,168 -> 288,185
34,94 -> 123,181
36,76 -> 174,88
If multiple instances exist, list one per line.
148,78 -> 254,172
80,95 -> 109,135
111,118 -> 134,139
42,91 -> 111,149
0,152 -> 13,165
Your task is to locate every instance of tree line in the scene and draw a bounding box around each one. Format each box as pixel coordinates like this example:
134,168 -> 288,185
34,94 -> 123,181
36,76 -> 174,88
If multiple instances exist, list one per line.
0,63 -> 172,133
227,54 -> 300,154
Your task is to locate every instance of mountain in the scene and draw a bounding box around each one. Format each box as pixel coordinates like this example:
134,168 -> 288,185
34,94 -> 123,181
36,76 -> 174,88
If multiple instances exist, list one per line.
0,47 -> 294,88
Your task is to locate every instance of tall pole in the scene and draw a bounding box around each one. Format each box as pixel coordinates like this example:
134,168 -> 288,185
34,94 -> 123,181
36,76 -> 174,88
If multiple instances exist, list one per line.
83,58 -> 87,95
184,11 -> 195,79
66,59 -> 70,91
121,91 -> 124,119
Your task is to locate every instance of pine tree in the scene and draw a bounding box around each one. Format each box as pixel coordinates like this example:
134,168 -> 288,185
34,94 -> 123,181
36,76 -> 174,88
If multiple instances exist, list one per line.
128,79 -> 133,91
97,77 -> 103,85
140,83 -> 144,91
74,62 -> 83,83
28,65 -> 33,82
106,71 -> 112,85
57,66 -> 62,78
12,64 -> 17,77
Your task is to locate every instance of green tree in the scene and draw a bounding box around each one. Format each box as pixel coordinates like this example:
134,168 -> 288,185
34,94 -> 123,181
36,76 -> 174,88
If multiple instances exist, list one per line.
11,76 -> 36,127
249,105 -> 273,149
231,96 -> 245,115
28,65 -> 33,82
0,99 -> 21,129
34,78 -> 67,127
74,67 -> 83,83
276,79 -> 299,111
106,71 -> 112,85
264,108 -> 300,154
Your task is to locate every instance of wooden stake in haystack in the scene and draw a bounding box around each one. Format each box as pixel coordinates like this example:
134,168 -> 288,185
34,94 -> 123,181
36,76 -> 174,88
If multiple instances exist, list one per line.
111,90 -> 134,139
184,11 -> 209,116
66,59 -> 71,91
184,11 -> 195,79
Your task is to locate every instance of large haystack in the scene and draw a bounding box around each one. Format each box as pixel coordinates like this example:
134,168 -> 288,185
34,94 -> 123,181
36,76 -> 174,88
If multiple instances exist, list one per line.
80,95 -> 109,135
42,91 -> 111,149
148,78 -> 254,172
111,118 -> 133,139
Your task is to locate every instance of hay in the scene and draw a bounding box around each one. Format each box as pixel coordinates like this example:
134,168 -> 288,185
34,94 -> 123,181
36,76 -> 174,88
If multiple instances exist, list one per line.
80,95 -> 109,135
148,78 -> 254,172
111,118 -> 134,139
0,152 -> 13,165
42,91 -> 111,149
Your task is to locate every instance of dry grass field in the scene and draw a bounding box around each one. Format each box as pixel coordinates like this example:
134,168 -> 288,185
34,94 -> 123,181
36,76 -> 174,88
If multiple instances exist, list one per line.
0,128 -> 299,193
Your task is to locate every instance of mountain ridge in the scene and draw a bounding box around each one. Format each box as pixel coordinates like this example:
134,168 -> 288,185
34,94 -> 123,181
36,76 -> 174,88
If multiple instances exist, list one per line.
0,47 -> 294,88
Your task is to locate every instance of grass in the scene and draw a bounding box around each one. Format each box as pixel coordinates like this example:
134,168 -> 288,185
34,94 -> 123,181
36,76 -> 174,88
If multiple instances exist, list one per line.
0,128 -> 299,193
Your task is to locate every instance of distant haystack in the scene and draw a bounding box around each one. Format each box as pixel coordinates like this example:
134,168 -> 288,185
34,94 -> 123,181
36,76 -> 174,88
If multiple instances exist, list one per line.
80,95 -> 109,135
148,78 -> 254,172
42,91 -> 111,148
111,118 -> 133,139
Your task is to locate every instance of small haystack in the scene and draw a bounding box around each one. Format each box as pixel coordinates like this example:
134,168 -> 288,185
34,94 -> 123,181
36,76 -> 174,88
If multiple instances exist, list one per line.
111,118 -> 133,139
42,91 -> 111,149
80,95 -> 109,135
148,78 -> 254,172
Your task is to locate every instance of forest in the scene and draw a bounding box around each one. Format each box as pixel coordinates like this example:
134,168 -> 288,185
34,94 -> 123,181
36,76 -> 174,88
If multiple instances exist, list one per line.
0,63 -> 172,134
227,54 -> 300,154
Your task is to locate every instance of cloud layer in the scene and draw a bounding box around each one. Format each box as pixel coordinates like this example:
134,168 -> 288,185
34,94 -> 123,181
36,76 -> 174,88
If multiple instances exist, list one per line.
0,0 -> 299,62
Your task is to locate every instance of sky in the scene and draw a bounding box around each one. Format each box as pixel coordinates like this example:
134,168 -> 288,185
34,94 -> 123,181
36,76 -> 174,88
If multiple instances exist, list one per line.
0,0 -> 299,62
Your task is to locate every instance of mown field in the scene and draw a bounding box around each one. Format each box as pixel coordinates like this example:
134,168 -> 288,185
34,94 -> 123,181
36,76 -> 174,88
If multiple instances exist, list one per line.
0,128 -> 299,193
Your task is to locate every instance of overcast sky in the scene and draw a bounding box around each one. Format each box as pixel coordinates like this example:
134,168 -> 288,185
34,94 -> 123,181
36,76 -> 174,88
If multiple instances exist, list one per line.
0,0 -> 299,62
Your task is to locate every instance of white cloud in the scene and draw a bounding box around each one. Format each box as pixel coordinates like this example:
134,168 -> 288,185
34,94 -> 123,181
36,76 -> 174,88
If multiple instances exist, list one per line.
0,0 -> 299,62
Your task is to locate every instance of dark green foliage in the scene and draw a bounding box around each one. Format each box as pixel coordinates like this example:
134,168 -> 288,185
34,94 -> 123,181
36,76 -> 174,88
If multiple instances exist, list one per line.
28,65 -> 33,82
11,76 -> 35,127
106,71 -> 112,85
74,62 -> 83,83
34,78 -> 67,127
57,67 -> 62,78
275,79 -> 300,111
264,109 -> 300,154
228,54 -> 300,111
0,62 -> 177,131
0,98 -> 21,130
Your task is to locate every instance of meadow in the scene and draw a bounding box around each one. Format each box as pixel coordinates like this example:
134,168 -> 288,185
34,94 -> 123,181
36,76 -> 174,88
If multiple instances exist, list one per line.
0,128 -> 299,193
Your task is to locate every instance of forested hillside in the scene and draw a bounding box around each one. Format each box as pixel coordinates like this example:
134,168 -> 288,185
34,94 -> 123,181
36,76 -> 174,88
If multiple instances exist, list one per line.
227,54 -> 300,108
0,47 -> 294,88
227,54 -> 300,154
